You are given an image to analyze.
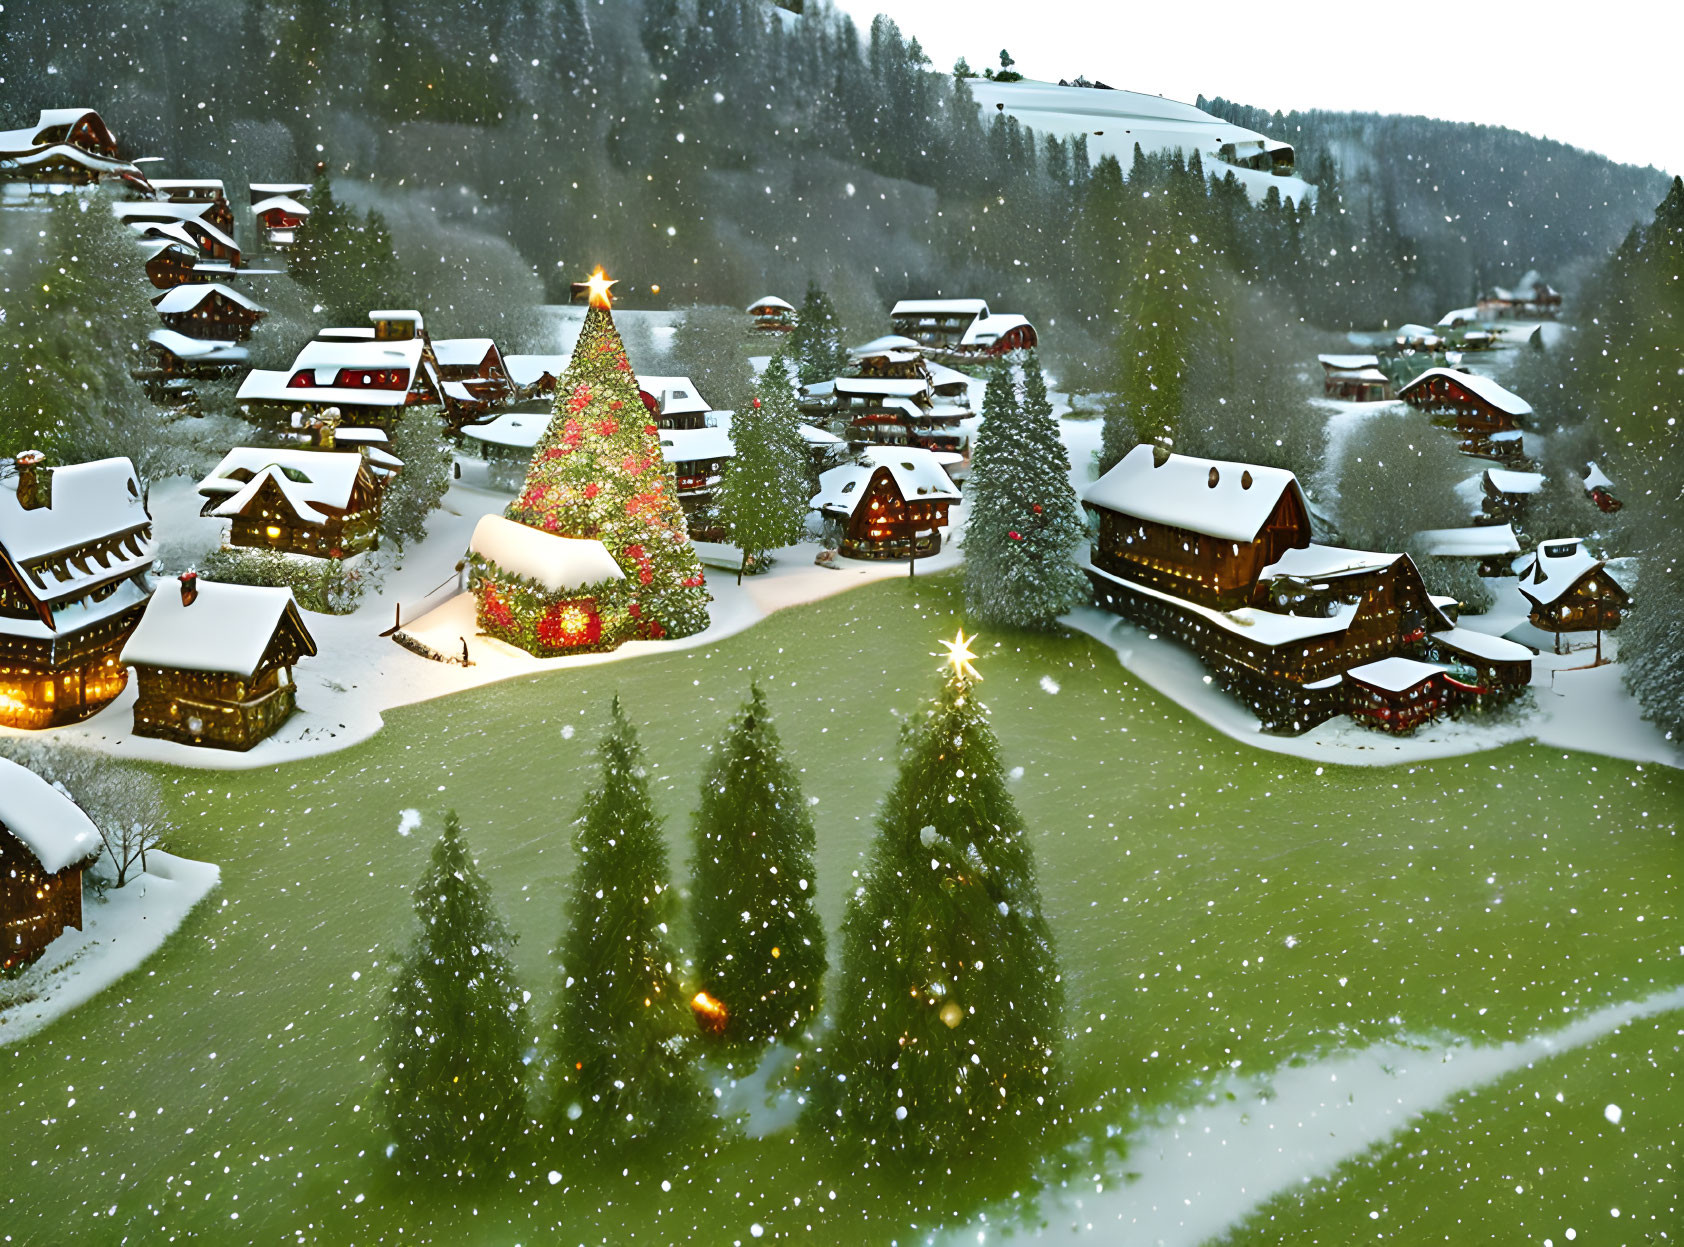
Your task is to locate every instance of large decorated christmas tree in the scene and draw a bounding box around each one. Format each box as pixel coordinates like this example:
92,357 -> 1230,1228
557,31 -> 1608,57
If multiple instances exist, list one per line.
498,270 -> 710,641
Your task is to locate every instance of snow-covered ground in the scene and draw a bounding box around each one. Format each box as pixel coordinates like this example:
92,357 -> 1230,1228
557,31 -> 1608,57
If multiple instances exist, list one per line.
0,851 -> 221,1046
943,982 -> 1684,1245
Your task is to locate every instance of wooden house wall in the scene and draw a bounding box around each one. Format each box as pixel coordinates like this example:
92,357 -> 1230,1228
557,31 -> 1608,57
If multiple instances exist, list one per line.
159,294 -> 263,341
145,247 -> 200,290
1404,375 -> 1521,434
0,604 -> 141,731
223,475 -> 381,558
131,663 -> 298,751
1526,570 -> 1628,633
839,469 -> 950,559
0,825 -> 86,971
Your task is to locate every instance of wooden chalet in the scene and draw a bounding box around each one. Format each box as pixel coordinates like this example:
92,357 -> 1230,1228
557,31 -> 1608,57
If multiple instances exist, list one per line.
638,375 -> 712,429
0,108 -> 150,195
1400,367 -> 1531,461
145,180 -> 235,233
434,337 -> 512,421
152,281 -> 266,341
139,238 -> 203,290
1344,658 -> 1450,733
1477,271 -> 1563,321
1080,445 -> 1531,734
505,354 -> 568,400
889,299 -> 1037,357
121,574 -> 317,751
467,515 -> 627,656
0,759 -> 103,971
236,330 -> 439,430
0,452 -> 154,730
251,193 -> 309,248
197,447 -> 399,559
136,329 -> 247,405
1518,537 -> 1630,645
114,203 -> 242,268
747,296 -> 797,332
811,446 -> 960,560
1479,467 -> 1545,524
1317,354 -> 1394,402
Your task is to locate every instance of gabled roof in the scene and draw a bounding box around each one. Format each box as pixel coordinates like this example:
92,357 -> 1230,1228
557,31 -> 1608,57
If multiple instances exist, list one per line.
1518,537 -> 1621,608
962,312 -> 1032,346
0,456 -> 151,567
198,449 -> 372,523
1437,306 -> 1481,326
835,376 -> 932,400
0,759 -> 102,874
747,295 -> 794,312
1082,444 -> 1306,544
238,338 -> 428,407
152,281 -> 265,315
0,108 -> 118,158
1583,461 -> 1614,492
1401,368 -> 1533,418
1318,353 -> 1381,370
1431,626 -> 1533,664
433,338 -> 502,369
1260,544 -> 1400,581
250,194 -> 309,217
659,425 -> 735,463
128,220 -> 202,250
468,515 -> 624,594
892,298 -> 989,318
1346,656 -> 1445,694
250,182 -> 312,200
1484,468 -> 1545,496
505,354 -> 569,387
851,334 -> 925,356
461,410 -> 549,450
147,328 -> 248,364
637,375 -> 711,417
122,579 -> 317,678
811,446 -> 960,517
1414,524 -> 1520,558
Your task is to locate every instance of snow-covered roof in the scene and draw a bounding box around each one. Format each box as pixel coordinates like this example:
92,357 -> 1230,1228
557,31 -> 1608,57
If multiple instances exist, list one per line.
1518,537 -> 1610,607
747,295 -> 794,312
150,178 -> 224,196
1401,368 -> 1533,418
924,361 -> 973,390
433,337 -> 500,368
129,220 -> 201,250
439,380 -> 485,404
0,759 -> 101,874
892,298 -> 990,318
1437,306 -> 1480,326
798,422 -> 843,447
1346,657 -> 1446,694
250,182 -> 311,198
835,376 -> 932,400
1318,354 -> 1380,372
505,354 -> 568,387
147,328 -> 248,364
637,375 -> 710,418
1327,367 -> 1391,383
0,456 -> 151,571
1484,468 -> 1545,496
1394,324 -> 1442,342
1260,544 -> 1399,581
240,338 -> 427,407
468,515 -> 624,593
851,334 -> 925,357
1087,562 -> 1360,646
198,449 -> 369,524
2,144 -> 138,177
461,410 -> 548,450
1431,626 -> 1534,664
962,313 -> 1032,346
153,281 -> 265,315
368,308 -> 424,326
1083,444 -> 1306,544
1414,524 -> 1520,558
659,425 -> 735,463
1583,461 -> 1613,491
122,579 -> 316,678
811,446 -> 960,517
250,194 -> 309,217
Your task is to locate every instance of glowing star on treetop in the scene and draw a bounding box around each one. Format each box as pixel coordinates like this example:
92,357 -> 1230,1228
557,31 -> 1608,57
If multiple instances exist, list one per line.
570,267 -> 618,309
939,629 -> 981,683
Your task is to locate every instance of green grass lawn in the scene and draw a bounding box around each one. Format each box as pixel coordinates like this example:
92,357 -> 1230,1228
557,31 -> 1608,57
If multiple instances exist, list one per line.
3,572 -> 1678,1245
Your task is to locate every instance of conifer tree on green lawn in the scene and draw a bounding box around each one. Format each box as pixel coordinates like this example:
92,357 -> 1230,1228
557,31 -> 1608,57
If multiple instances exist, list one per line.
380,812 -> 529,1178
544,698 -> 700,1147
962,352 -> 1088,629
689,684 -> 826,1049
817,634 -> 1063,1155
790,281 -> 850,386
714,354 -> 811,582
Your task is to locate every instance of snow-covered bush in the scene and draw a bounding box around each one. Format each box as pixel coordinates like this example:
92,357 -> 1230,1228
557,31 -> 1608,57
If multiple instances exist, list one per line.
200,547 -> 382,615
0,741 -> 168,890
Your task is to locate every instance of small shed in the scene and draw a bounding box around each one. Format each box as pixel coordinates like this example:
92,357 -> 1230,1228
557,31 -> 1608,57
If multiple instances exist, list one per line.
0,758 -> 102,971
811,446 -> 960,560
121,574 -> 318,751
1345,657 -> 1447,733
1517,538 -> 1630,646
747,296 -> 796,332
1317,355 -> 1393,401
466,515 -> 628,656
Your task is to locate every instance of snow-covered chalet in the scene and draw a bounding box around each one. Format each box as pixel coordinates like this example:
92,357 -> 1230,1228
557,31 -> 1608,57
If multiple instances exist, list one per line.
0,759 -> 103,971
889,299 -> 1036,358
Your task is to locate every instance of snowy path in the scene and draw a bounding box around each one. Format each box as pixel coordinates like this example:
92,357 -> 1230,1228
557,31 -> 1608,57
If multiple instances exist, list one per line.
945,984 -> 1684,1245
0,851 -> 221,1046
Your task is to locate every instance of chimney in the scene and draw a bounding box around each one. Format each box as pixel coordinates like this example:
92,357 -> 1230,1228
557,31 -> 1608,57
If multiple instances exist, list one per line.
179,571 -> 199,607
14,450 -> 49,511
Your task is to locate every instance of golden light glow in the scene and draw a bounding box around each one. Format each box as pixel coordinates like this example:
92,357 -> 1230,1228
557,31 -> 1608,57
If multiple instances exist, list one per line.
691,990 -> 729,1034
575,266 -> 617,308
940,1001 -> 963,1029
939,629 -> 981,682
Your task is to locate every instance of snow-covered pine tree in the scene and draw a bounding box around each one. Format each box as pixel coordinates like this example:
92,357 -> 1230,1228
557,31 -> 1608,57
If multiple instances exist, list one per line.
380,811 -> 528,1178
688,684 -> 826,1049
791,281 -> 849,386
503,277 -> 710,639
714,355 -> 811,582
544,698 -> 701,1147
962,353 -> 1088,629
818,634 -> 1063,1154
381,411 -> 452,550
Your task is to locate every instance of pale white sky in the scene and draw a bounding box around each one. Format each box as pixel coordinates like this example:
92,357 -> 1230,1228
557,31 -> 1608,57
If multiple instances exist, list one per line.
829,0 -> 1676,174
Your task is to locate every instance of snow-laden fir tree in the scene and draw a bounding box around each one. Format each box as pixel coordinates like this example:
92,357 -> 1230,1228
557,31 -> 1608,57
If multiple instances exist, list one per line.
817,633 -> 1063,1154
688,684 -> 826,1049
380,811 -> 528,1178
962,353 -> 1088,628
714,355 -> 811,582
382,411 -> 453,549
790,281 -> 850,386
544,697 -> 701,1147
503,275 -> 710,639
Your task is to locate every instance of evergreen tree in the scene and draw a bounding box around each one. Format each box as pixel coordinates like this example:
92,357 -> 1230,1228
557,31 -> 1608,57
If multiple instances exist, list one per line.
790,281 -> 850,386
544,698 -> 700,1147
381,411 -> 453,549
818,634 -> 1063,1155
288,173 -> 406,324
714,355 -> 811,582
504,280 -> 711,640
380,812 -> 528,1178
963,353 -> 1088,628
688,684 -> 826,1048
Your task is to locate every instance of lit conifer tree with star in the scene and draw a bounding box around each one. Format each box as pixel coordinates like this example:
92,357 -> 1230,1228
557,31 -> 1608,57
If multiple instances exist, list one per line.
817,631 -> 1063,1155
502,268 -> 710,640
